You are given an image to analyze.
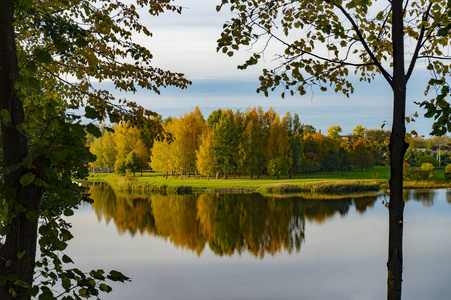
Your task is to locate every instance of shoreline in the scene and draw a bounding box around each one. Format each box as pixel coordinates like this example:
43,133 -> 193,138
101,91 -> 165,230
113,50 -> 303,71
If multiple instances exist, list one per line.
85,169 -> 451,195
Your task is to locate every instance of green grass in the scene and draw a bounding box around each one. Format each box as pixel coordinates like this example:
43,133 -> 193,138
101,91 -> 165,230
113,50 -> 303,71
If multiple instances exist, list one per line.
86,165 -> 451,194
87,166 -> 390,194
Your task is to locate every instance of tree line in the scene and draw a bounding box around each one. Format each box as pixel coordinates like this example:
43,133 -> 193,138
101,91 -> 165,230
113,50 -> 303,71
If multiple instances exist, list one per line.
89,106 -> 398,178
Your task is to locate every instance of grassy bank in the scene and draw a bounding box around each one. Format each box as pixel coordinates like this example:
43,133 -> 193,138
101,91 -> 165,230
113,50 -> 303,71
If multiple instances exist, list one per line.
86,165 -> 451,195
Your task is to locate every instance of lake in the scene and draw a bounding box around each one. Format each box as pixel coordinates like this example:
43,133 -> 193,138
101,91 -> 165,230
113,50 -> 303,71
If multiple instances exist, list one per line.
65,186 -> 451,300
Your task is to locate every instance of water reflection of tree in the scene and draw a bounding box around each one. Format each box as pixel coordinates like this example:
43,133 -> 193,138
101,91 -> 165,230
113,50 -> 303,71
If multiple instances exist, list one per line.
411,190 -> 435,207
88,185 -> 377,258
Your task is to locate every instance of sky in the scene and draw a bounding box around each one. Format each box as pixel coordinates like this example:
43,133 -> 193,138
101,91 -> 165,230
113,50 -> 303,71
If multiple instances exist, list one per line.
109,0 -> 439,136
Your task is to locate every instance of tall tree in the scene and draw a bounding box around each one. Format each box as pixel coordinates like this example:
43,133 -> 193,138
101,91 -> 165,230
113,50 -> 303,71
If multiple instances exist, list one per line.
216,1 -> 451,298
213,109 -> 242,179
0,0 -> 190,298
196,128 -> 217,179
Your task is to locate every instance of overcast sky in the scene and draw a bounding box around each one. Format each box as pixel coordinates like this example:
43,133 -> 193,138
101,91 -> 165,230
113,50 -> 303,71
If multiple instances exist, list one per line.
113,0 -> 438,136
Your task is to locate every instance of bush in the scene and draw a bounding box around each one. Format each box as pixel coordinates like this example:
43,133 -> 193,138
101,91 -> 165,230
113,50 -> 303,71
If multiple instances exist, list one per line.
417,154 -> 438,167
445,164 -> 451,181
414,162 -> 435,181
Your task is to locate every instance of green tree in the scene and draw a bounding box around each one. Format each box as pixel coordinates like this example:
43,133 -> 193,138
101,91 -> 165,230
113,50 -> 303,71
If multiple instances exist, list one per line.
239,108 -> 266,179
285,112 -> 304,178
337,147 -> 352,176
322,149 -> 339,173
0,0 -> 189,299
213,109 -> 242,179
327,126 -> 343,140
352,138 -> 375,172
352,125 -> 366,142
216,1 -> 451,297
125,151 -> 140,176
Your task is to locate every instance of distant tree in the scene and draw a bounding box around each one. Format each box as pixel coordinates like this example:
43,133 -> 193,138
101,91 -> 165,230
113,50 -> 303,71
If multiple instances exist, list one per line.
352,138 -> 375,172
285,112 -> 303,178
352,125 -> 366,142
213,109 -> 242,179
413,163 -> 435,181
89,137 -> 103,171
134,139 -> 150,176
322,149 -> 339,173
101,130 -> 117,172
300,124 -> 316,136
266,115 -> 292,179
337,148 -> 353,176
327,126 -> 342,140
196,129 -> 217,180
417,153 -> 438,167
150,136 -> 172,177
125,151 -> 140,176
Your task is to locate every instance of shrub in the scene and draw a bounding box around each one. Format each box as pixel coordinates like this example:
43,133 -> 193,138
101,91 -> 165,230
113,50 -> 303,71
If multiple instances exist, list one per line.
445,164 -> 451,181
414,162 -> 435,181
417,154 -> 438,167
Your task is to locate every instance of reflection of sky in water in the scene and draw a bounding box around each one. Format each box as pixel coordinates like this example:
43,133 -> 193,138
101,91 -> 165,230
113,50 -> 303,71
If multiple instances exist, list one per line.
65,190 -> 451,300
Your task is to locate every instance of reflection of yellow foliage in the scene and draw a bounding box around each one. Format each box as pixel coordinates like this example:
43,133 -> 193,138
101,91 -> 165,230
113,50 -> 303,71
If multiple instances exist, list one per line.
89,185 -> 378,259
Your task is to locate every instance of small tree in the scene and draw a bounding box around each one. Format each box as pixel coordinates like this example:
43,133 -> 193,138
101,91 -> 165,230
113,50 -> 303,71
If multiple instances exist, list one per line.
444,164 -> 451,181
414,163 -> 435,181
125,151 -> 140,176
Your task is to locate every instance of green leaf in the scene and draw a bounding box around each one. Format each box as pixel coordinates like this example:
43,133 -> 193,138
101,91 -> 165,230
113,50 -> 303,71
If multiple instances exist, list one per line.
5,259 -> 12,267
61,277 -> 71,291
1,109 -> 11,125
22,154 -> 34,168
85,106 -> 100,120
25,61 -> 37,74
19,173 -> 35,187
86,123 -> 102,138
35,50 -> 52,64
107,270 -> 130,282
26,211 -> 39,222
75,37 -> 88,48
62,254 -> 74,264
99,283 -> 112,293
63,208 -> 74,216
17,250 -> 26,260
28,77 -> 40,89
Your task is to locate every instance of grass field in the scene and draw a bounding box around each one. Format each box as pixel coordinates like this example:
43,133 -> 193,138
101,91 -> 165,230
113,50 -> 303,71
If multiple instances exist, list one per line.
86,165 -> 451,194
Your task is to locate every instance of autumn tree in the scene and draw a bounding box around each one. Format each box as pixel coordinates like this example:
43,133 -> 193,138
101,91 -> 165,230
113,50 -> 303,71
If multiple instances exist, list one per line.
327,126 -> 343,140
196,128 -> 218,180
352,125 -> 366,142
101,129 -> 117,172
285,112 -> 304,178
0,0 -> 190,299
134,139 -> 150,176
266,115 -> 292,179
352,138 -> 375,172
216,0 -> 451,298
238,107 -> 266,179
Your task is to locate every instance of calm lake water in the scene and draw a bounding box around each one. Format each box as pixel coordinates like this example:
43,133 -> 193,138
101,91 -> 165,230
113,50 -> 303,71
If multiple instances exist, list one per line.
65,186 -> 451,300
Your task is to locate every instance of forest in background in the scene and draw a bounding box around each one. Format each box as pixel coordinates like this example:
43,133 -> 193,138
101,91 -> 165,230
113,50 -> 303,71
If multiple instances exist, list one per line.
88,106 -> 451,181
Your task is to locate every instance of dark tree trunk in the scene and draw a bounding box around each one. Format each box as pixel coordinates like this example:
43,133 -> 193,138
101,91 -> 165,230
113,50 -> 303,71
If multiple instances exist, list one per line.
0,2 -> 45,299
387,2 -> 408,299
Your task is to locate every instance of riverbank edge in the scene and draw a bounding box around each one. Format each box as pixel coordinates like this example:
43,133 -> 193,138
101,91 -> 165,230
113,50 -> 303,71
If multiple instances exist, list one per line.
85,173 -> 451,195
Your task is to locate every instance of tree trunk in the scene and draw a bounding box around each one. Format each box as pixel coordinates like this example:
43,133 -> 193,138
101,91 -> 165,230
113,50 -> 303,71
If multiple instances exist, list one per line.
0,2 -> 45,298
387,2 -> 408,299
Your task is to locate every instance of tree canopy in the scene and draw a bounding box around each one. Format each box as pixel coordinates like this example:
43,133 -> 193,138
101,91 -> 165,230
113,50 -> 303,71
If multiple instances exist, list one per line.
0,0 -> 190,299
216,0 -> 451,299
